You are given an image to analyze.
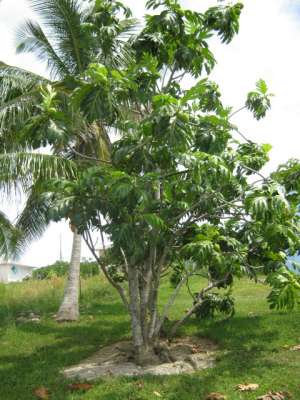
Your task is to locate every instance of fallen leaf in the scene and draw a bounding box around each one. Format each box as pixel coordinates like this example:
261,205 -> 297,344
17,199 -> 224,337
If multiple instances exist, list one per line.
33,387 -> 49,399
153,391 -> 162,397
67,383 -> 93,391
236,383 -> 259,392
205,393 -> 227,400
290,344 -> 300,351
257,391 -> 291,400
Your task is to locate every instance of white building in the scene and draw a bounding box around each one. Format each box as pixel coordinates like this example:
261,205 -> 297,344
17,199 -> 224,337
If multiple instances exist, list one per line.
0,262 -> 36,283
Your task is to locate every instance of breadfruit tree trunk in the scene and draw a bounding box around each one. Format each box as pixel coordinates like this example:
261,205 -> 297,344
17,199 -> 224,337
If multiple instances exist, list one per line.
126,246 -> 170,365
56,230 -> 82,321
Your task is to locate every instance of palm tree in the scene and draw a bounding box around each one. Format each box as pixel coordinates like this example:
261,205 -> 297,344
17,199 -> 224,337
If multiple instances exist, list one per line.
0,211 -> 19,260
0,0 -> 135,320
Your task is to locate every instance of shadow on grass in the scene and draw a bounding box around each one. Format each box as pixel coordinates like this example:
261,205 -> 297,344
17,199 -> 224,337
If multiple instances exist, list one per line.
1,281 -> 299,400
0,302 -> 130,400
90,313 -> 300,400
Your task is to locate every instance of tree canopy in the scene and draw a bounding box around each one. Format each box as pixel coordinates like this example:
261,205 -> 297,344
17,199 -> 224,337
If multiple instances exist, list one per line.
1,0 -> 300,364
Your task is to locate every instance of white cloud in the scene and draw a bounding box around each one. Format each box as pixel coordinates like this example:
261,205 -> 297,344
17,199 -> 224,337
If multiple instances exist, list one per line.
1,0 -> 300,265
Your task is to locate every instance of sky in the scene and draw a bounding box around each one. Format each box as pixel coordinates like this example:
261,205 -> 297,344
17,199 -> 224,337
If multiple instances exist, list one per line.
0,0 -> 300,266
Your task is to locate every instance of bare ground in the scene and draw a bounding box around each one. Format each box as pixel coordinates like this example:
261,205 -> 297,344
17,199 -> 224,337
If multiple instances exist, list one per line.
63,336 -> 218,380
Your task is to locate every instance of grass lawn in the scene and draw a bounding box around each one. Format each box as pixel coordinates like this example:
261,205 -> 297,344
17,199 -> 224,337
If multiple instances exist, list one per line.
0,275 -> 299,399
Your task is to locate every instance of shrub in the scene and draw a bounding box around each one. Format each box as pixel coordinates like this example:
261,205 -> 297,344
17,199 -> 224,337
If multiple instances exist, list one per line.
32,260 -> 100,280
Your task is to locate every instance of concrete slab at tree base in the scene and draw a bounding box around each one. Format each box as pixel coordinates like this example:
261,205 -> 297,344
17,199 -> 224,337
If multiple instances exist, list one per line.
63,337 -> 217,380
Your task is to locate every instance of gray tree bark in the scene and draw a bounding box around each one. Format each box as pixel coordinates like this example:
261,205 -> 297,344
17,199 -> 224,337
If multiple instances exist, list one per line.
56,230 -> 82,321
127,265 -> 144,362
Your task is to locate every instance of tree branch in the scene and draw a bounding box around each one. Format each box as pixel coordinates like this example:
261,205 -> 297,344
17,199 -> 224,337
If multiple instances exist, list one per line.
229,106 -> 246,119
68,146 -> 112,164
159,169 -> 191,180
233,128 -> 253,144
242,164 -> 268,180
163,64 -> 177,91
83,231 -> 129,310
154,274 -> 190,336
169,273 -> 231,337
173,72 -> 186,82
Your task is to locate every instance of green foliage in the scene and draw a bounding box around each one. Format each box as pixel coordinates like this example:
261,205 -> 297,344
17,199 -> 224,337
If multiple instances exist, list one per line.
203,2 -> 244,44
0,0 -> 130,257
133,1 -> 243,77
272,159 -> 300,208
237,142 -> 272,174
31,259 -> 100,280
246,79 -> 273,120
194,291 -> 235,320
0,0 -> 136,149
169,261 -> 185,287
267,267 -> 300,310
2,0 -> 300,325
33,1 -> 300,314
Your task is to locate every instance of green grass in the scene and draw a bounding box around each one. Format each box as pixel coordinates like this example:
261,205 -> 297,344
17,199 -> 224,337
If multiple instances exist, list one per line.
0,276 -> 299,399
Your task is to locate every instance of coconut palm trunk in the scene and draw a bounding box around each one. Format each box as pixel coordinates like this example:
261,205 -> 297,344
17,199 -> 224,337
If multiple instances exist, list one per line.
56,230 -> 82,321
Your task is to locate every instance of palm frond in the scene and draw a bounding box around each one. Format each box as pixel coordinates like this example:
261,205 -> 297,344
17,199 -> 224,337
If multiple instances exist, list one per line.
0,62 -> 48,97
14,184 -> 52,255
0,62 -> 48,132
29,0 -> 88,74
0,91 -> 38,132
0,152 -> 78,194
0,211 -> 20,259
117,18 -> 140,42
16,20 -> 69,78
91,16 -> 138,68
107,18 -> 138,68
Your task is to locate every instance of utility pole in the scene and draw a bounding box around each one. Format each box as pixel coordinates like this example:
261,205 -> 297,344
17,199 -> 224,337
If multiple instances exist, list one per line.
59,233 -> 63,261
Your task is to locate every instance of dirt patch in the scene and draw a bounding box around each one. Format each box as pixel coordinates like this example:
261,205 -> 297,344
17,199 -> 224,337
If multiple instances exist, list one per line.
63,337 -> 218,380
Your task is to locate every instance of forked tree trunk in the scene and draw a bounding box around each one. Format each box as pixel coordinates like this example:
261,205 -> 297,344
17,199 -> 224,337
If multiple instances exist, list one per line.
56,230 -> 82,321
127,262 -> 164,365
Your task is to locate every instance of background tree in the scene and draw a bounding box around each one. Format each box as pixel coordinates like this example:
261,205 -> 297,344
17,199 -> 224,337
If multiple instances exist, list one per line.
0,0 -> 135,320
